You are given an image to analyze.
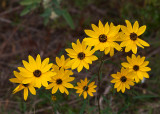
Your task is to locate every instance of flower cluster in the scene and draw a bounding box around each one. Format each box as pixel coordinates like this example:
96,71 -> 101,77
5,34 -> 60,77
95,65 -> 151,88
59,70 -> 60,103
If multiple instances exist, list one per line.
10,20 -> 151,100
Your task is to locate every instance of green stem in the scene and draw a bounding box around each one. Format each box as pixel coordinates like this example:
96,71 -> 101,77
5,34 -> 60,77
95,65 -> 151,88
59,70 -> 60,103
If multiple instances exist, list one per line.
97,53 -> 104,114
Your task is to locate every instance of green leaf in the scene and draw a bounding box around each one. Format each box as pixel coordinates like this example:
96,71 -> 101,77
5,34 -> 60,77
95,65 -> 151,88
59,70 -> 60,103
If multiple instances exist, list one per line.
41,8 -> 52,18
20,4 -> 38,16
118,103 -> 130,114
133,95 -> 158,99
80,99 -> 87,114
20,0 -> 41,5
52,0 -> 60,7
61,9 -> 75,29
20,0 -> 34,5
20,7 -> 31,16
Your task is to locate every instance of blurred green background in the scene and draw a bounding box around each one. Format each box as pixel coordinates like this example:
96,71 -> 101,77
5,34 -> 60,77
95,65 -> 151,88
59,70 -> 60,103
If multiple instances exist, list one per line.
0,0 -> 160,113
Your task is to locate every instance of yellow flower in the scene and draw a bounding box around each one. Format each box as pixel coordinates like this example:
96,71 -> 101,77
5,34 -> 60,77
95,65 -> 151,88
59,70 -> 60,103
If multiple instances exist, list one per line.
121,54 -> 151,83
120,20 -> 150,54
83,20 -> 121,54
10,71 -> 36,100
65,39 -> 98,72
52,55 -> 73,75
18,54 -> 56,88
46,68 -> 74,95
104,22 -> 122,56
111,68 -> 134,93
74,78 -> 97,99
52,55 -> 71,71
51,95 -> 57,101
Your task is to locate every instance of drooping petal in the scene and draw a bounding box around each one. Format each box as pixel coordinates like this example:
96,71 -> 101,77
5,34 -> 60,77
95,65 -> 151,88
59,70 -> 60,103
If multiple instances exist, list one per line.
24,88 -> 28,101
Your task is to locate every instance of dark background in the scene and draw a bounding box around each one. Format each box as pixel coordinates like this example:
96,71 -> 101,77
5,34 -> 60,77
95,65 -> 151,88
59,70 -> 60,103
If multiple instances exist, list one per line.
0,0 -> 160,113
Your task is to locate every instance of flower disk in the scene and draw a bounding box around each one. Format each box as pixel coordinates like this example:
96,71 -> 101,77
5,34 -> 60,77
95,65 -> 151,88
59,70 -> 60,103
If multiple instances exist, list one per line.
65,39 -> 98,72
111,68 -> 135,93
121,54 -> 151,83
74,78 -> 97,99
120,20 -> 150,54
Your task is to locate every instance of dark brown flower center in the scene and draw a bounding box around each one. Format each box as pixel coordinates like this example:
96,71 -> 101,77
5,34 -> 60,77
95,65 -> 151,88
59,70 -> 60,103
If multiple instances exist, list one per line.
56,79 -> 62,85
83,86 -> 88,91
133,65 -> 139,71
23,84 -> 29,87
99,34 -> 107,43
33,70 -> 42,77
120,76 -> 127,82
78,52 -> 85,60
130,32 -> 137,41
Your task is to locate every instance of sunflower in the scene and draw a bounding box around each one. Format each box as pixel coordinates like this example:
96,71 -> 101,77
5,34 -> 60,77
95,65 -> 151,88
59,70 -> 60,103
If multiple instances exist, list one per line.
65,39 -> 98,72
120,20 -> 150,54
52,55 -> 73,75
9,71 -> 36,100
104,22 -> 122,56
46,68 -> 74,95
18,54 -> 56,88
121,54 -> 151,83
111,68 -> 134,93
74,78 -> 97,99
83,20 -> 121,54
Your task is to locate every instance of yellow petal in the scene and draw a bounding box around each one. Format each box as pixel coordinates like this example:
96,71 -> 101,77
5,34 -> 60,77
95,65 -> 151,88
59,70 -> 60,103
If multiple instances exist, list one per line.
82,61 -> 89,70
56,57 -> 61,67
110,47 -> 114,57
141,72 -> 149,78
28,86 -> 36,95
9,78 -> 21,83
59,85 -> 64,93
63,82 -> 74,88
52,86 -> 58,94
28,55 -> 37,69
41,63 -> 53,73
65,49 -> 77,55
98,20 -> 104,33
72,59 -> 80,69
141,61 -> 149,67
125,20 -> 133,33
91,24 -> 99,32
133,21 -> 139,33
121,83 -> 126,93
137,25 -> 146,36
121,62 -> 131,68
107,26 -> 119,38
104,22 -> 109,34
22,78 -> 33,84
83,38 -> 99,46
64,88 -> 69,95
77,62 -> 83,72
132,44 -> 137,54
104,47 -> 110,55
24,88 -> 28,101
83,91 -> 87,99
137,38 -> 150,47
41,58 -> 49,69
84,30 -> 98,38
140,67 -> 151,71
22,60 -> 33,72
36,54 -> 41,69
121,25 -> 130,35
